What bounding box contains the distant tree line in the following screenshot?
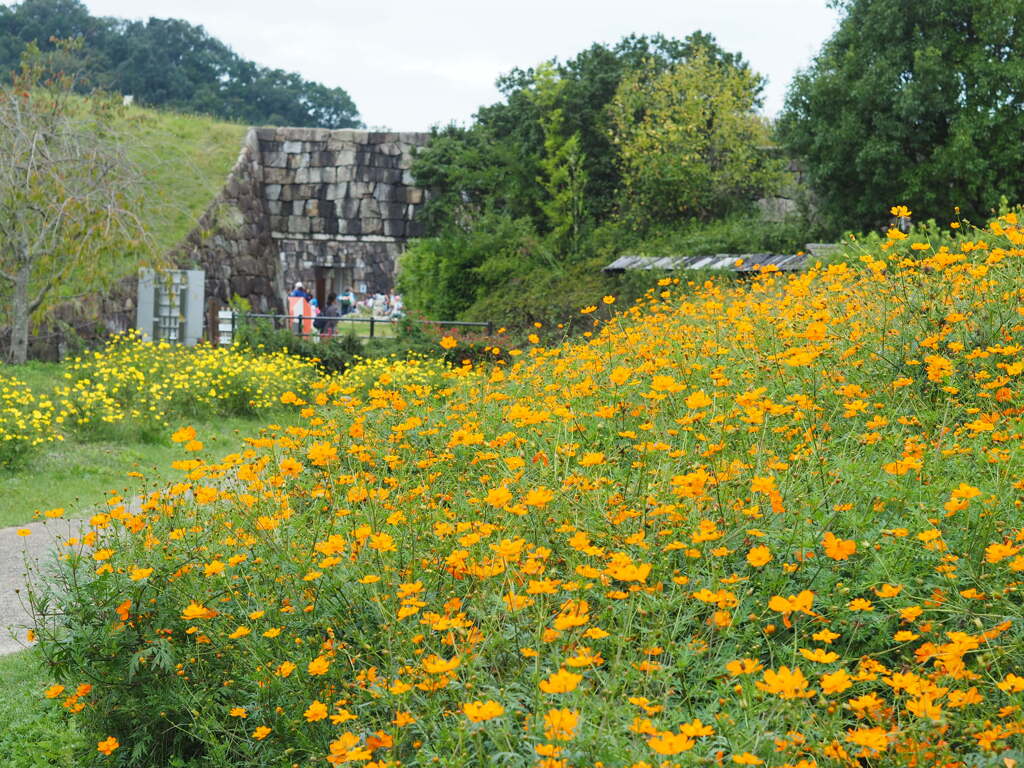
[0,0,362,128]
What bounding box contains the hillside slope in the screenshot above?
[116,105,248,256]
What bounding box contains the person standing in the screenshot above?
[339,288,354,315]
[317,292,341,336]
[289,282,313,301]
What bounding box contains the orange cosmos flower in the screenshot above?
[755,666,815,699]
[462,700,504,722]
[306,441,338,466]
[746,545,772,567]
[726,658,763,676]
[820,669,853,695]
[97,737,119,755]
[543,708,579,740]
[251,726,271,740]
[279,457,303,477]
[539,668,582,694]
[485,486,513,507]
[552,599,590,630]
[439,335,457,349]
[171,425,196,443]
[822,532,857,560]
[304,700,328,722]
[181,602,216,621]
[732,754,764,765]
[609,366,632,385]
[307,656,330,676]
[997,674,1024,693]
[768,590,815,616]
[422,654,461,674]
[392,711,416,727]
[648,731,696,754]
[985,542,1020,563]
[845,726,889,754]
[523,487,555,507]
[368,532,396,552]
[685,389,713,409]
[799,647,839,663]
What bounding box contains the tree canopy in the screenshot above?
[1,42,148,363]
[0,0,362,128]
[401,33,781,324]
[778,0,1024,231]
[609,49,781,225]
[412,32,762,236]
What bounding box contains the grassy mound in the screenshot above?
[117,105,248,255]
[27,215,1024,766]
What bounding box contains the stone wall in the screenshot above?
[254,127,430,299]
[176,126,431,312]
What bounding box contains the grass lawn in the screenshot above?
[0,649,83,767]
[0,412,298,529]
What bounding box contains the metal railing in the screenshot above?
[218,311,492,343]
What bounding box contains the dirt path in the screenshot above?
[0,518,87,655]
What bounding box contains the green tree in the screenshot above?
[778,0,1024,232]
[413,32,757,235]
[608,48,781,226]
[0,0,362,128]
[0,42,148,363]
[529,64,587,257]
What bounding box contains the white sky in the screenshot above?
[73,0,841,130]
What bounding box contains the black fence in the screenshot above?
[225,312,492,342]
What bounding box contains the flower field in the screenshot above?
[28,214,1024,767]
[0,334,323,467]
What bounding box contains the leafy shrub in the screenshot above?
[398,212,543,321]
[233,318,364,373]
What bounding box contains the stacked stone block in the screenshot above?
[254,127,430,295]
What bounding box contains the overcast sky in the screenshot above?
[76,0,841,130]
